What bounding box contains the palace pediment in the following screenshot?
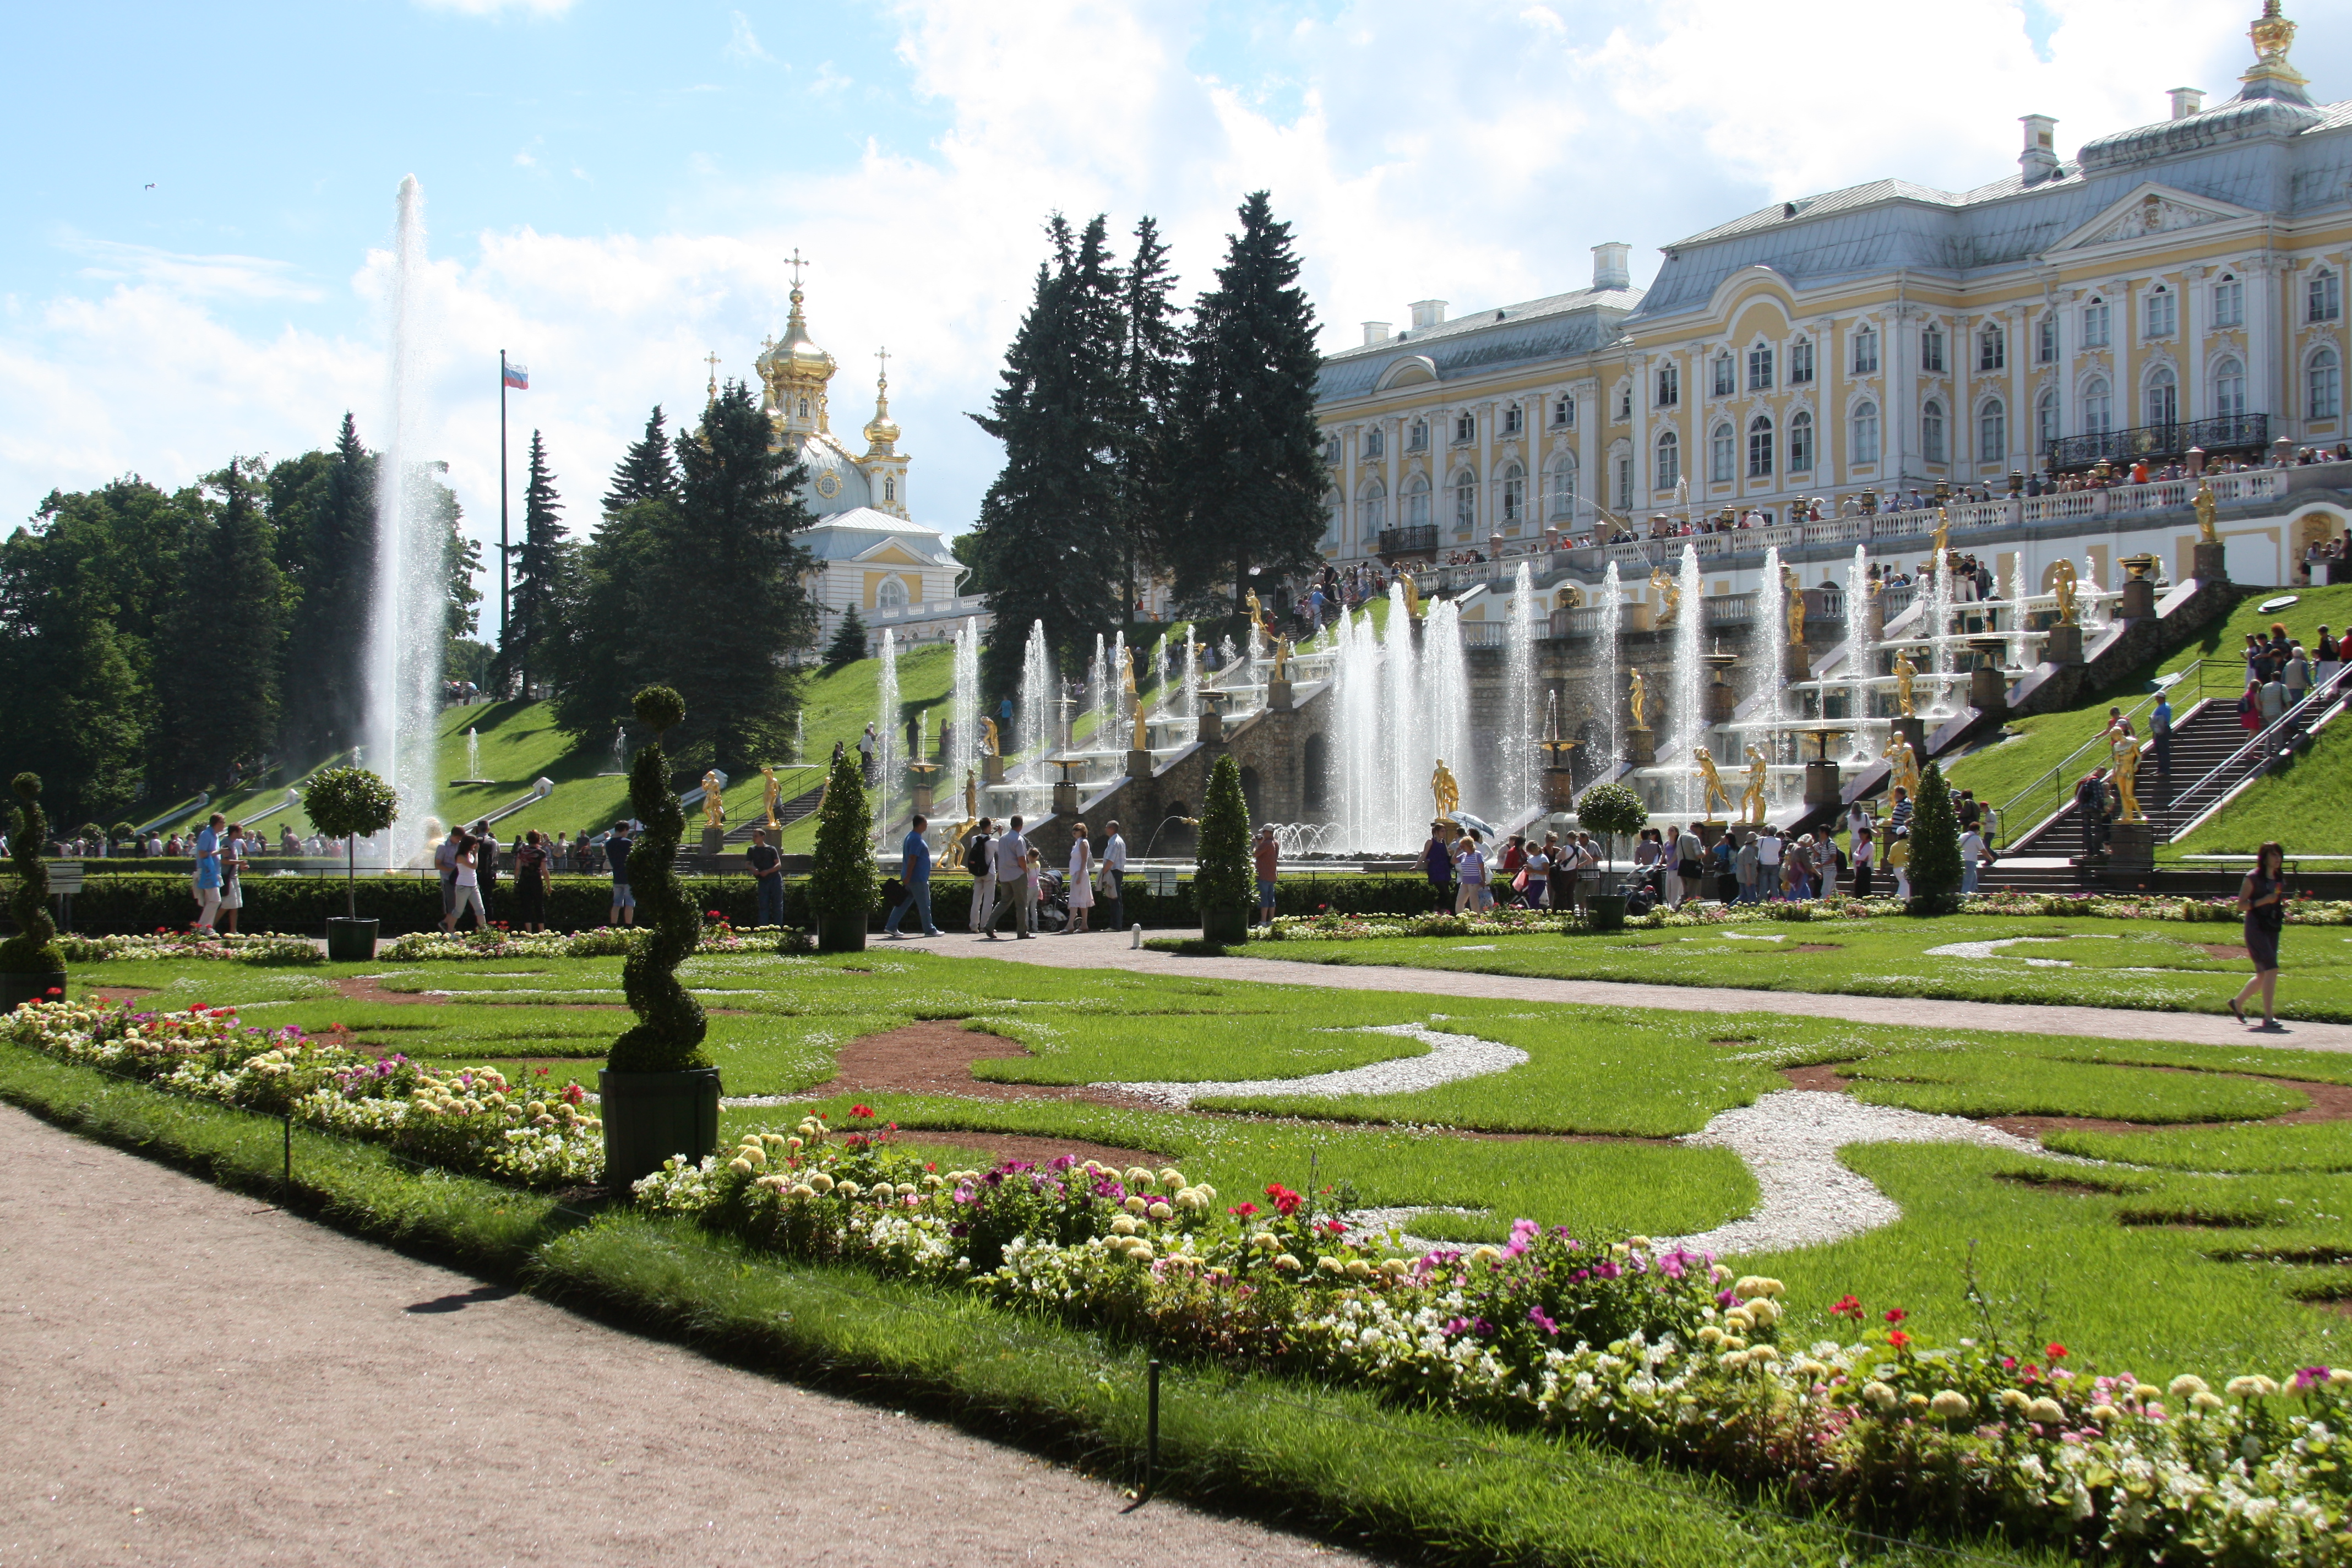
[2052,183,2261,252]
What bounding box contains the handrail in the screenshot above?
[1994,658,2209,845]
[2160,664,2352,840]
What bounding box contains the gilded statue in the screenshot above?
[1245,587,1263,630]
[1784,566,1806,646]
[1892,647,1918,718]
[1272,637,1292,681]
[1931,506,1950,562]
[1431,758,1460,818]
[1692,745,1731,822]
[1649,565,1681,625]
[964,767,978,823]
[761,764,780,830]
[1558,583,1584,610]
[1400,571,1420,620]
[2052,557,2080,627]
[1884,736,1920,802]
[1627,667,1650,730]
[981,716,1001,756]
[2193,480,2219,545]
[1131,700,1149,753]
[701,770,725,831]
[1739,745,1771,825]
[2114,733,2145,821]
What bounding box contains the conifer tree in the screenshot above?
[807,744,876,949]
[497,429,573,696]
[545,421,674,742]
[279,413,375,761]
[1115,215,1183,610]
[825,605,868,668]
[1906,762,1964,915]
[604,406,679,511]
[1161,192,1326,610]
[1194,753,1253,943]
[153,459,285,790]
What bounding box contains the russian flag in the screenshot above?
[503,361,530,390]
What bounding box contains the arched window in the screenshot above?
[2311,268,2342,324]
[1978,324,2006,371]
[1709,423,1736,483]
[1711,353,1735,398]
[1452,470,1478,531]
[2082,297,2111,348]
[1852,326,1879,375]
[2036,388,2060,453]
[1548,455,1578,517]
[1922,400,1947,465]
[1978,398,2006,465]
[2145,284,2176,339]
[883,476,896,503]
[2083,377,2113,435]
[1788,410,1814,473]
[2037,313,2059,363]
[1502,404,1523,435]
[1746,414,1773,477]
[2145,366,2178,427]
[1746,342,1774,390]
[876,576,908,610]
[1654,430,1680,492]
[1920,324,1946,374]
[1364,426,1385,459]
[798,397,810,418]
[2214,357,2247,419]
[1407,420,1428,452]
[2214,273,2244,328]
[1453,412,1476,444]
[1359,479,1387,540]
[2312,347,2343,420]
[1403,472,1431,528]
[1852,401,1881,466]
[1324,490,1342,543]
[1500,462,1526,527]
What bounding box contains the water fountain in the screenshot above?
[874,628,900,843]
[1596,562,1623,774]
[1663,545,1705,815]
[948,617,979,788]
[1322,591,1472,852]
[364,174,442,866]
[1500,562,1539,825]
[1017,620,1051,778]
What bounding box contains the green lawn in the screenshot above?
[2168,715,2352,860]
[1223,914,2352,1021]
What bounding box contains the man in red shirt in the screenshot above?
[1254,826,1280,928]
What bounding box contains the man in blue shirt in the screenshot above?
[191,813,224,932]
[2150,692,2175,780]
[883,814,940,938]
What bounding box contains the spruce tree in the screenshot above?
[969,214,1128,701]
[498,430,573,696]
[807,744,876,949]
[153,459,286,791]
[825,605,868,668]
[604,406,679,511]
[279,414,376,762]
[1115,215,1182,611]
[1906,762,1964,916]
[1194,753,1253,943]
[1161,192,1326,610]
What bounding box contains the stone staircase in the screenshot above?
[2001,697,2249,857]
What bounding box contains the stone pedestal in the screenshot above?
[1706,677,1738,726]
[700,827,724,868]
[2118,576,2157,620]
[2193,540,2229,585]
[982,755,1006,786]
[2106,820,2155,875]
[1969,661,2010,715]
[1052,780,1080,816]
[2043,623,2085,665]
[908,767,937,821]
[1126,748,1155,781]
[1625,728,1656,767]
[1542,767,1578,813]
[1785,641,1812,681]
[1803,759,1843,809]
[1197,710,1224,745]
[1267,678,1293,712]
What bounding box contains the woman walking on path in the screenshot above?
[1852,826,1876,898]
[444,832,489,932]
[1065,831,1095,934]
[2230,841,2289,1028]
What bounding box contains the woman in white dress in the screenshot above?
[1065,832,1095,933]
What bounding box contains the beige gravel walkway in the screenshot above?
[0,1105,1354,1567]
[945,928,2352,1053]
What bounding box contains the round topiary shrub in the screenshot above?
[1576,781,1648,892]
[302,766,400,918]
[633,684,685,736]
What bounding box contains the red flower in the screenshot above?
[1888,1330,1912,1349]
[707,910,722,919]
[1230,1201,1260,1218]
[850,1104,874,1119]
[1265,1183,1304,1217]
[2046,1342,2068,1361]
[1831,1294,1864,1320]
[45,987,62,997]
[1883,1308,1908,1324]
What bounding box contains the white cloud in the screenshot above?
[724,10,773,64]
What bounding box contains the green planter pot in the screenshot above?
[817,916,867,954]
[0,971,69,1011]
[599,1066,723,1192]
[1585,895,1628,933]
[324,917,378,962]
[1201,906,1251,946]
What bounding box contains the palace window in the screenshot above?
[1978,324,2005,371]
[1453,412,1476,444]
[1711,353,1735,398]
[1616,384,1632,420]
[1500,462,1526,526]
[1364,426,1385,459]
[884,477,896,503]
[876,575,908,610]
[2145,285,2177,339]
[2083,376,2113,434]
[1852,326,1879,375]
[1404,472,1431,527]
[1788,410,1815,473]
[1324,492,1342,544]
[1654,429,1681,491]
[2311,268,2343,323]
[1979,398,2006,465]
[2037,313,2059,363]
[1552,395,1575,427]
[798,397,810,418]
[1615,453,1632,511]
[1746,342,1774,390]
[1503,404,1523,435]
[1789,338,1815,384]
[1548,456,1578,516]
[1852,402,1881,465]
[1360,480,1386,538]
[1324,435,1342,464]
[1922,400,1947,464]
[1407,420,1428,451]
[2213,274,2244,329]
[2214,357,2247,418]
[2146,366,2178,426]
[2037,388,2060,452]
[2311,346,2343,420]
[1655,364,1680,407]
[1709,422,1736,483]
[1746,415,1774,477]
[2083,297,2111,348]
[1452,470,1478,530]
[1921,325,1946,374]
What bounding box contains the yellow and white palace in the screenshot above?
[1313,2,2351,594]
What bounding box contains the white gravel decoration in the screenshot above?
[1097,1023,1528,1109]
[1923,934,2121,967]
[1658,1091,2040,1256]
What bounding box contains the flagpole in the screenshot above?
[499,350,510,656]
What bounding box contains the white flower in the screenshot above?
[1123,1195,1149,1217]
[1861,1382,1898,1409]
[1147,1201,1174,1222]
[2169,1374,2209,1398]
[2026,1397,2066,1424]
[1930,1390,1972,1419]
[1273,1254,1302,1272]
[2225,1374,2278,1399]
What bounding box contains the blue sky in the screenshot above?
[5,0,2342,564]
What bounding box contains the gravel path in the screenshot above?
[955,929,2352,1053]
[1101,1022,1526,1108]
[0,1105,1356,1568]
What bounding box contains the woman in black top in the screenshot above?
[513,829,549,932]
[2230,841,2288,1027]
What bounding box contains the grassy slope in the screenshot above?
[1942,583,2352,828]
[2167,714,2352,859]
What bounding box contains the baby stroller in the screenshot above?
[1622,863,1665,917]
[1031,867,1072,934]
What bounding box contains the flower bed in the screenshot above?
[3,998,601,1186]
[57,930,325,965]
[380,918,813,962]
[638,1116,2352,1564]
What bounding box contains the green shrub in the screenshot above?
[1194,754,1251,933]
[806,747,876,943]
[1907,761,1963,916]
[1576,782,1648,891]
[1,774,64,976]
[609,687,708,1074]
[301,766,400,919]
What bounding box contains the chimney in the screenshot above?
[1362,320,1392,346]
[2168,86,2206,119]
[1409,299,1448,329]
[1592,242,1632,291]
[2018,113,2059,186]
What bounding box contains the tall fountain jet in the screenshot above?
[948,617,980,789]
[365,175,442,866]
[1500,562,1540,824]
[874,628,900,845]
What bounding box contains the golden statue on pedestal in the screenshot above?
[2114,732,2144,821]
[761,765,780,830]
[1931,507,1951,562]
[2052,558,2080,626]
[1883,736,1920,801]
[1431,758,1460,819]
[1558,583,1584,610]
[1693,745,1731,822]
[1784,566,1806,645]
[1272,637,1292,682]
[1245,587,1263,630]
[1739,746,1771,825]
[1649,566,1681,625]
[701,771,725,831]
[981,716,1001,755]
[1627,668,1650,731]
[1400,571,1420,620]
[2194,480,2219,544]
[1892,647,1918,718]
[964,767,978,823]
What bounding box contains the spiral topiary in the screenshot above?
[607,686,709,1072]
[1,774,64,977]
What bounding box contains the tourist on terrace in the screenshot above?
[1960,820,1994,897]
[1421,823,1455,907]
[1734,831,1760,905]
[2150,692,2176,779]
[2230,841,2289,1029]
[1523,837,1550,910]
[514,830,549,932]
[1886,785,1913,836]
[1755,825,1783,900]
[885,813,941,939]
[1099,819,1126,930]
[2285,643,2313,712]
[444,830,488,933]
[1852,825,1876,898]
[1062,827,1094,935]
[2073,770,2111,861]
[605,820,635,928]
[1454,831,1490,913]
[1672,823,1703,909]
[1887,829,1912,902]
[962,819,994,934]
[988,815,1031,939]
[217,824,246,933]
[1254,825,1279,928]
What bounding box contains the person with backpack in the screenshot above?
[963,818,994,933]
[989,815,1031,939]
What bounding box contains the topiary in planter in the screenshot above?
[609,685,709,1072]
[302,766,401,920]
[1576,781,1648,893]
[806,746,876,951]
[1194,754,1253,944]
[1,773,67,1008]
[1905,760,1963,916]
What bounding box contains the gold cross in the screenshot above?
[787,248,807,287]
[875,345,890,386]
